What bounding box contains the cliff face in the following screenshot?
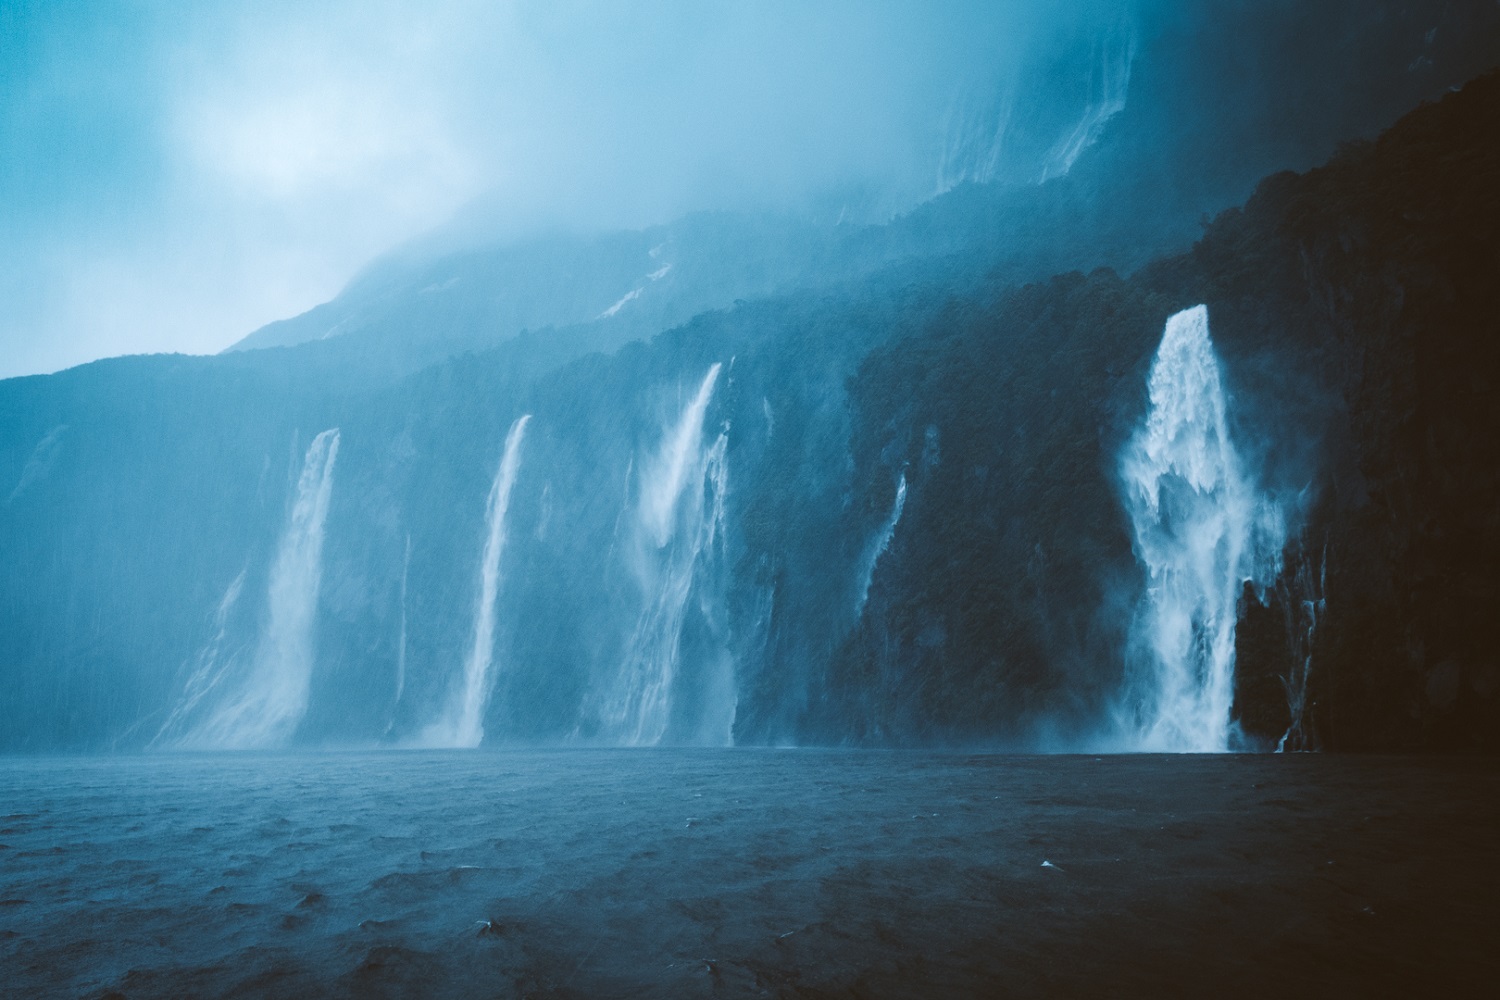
[1227,77,1500,750]
[1,63,1495,751]
[833,71,1500,750]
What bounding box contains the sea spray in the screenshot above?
[1119,307,1283,751]
[599,365,732,745]
[421,415,531,748]
[183,428,341,748]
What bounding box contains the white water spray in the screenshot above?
[184,428,341,749]
[1119,307,1282,752]
[600,365,733,745]
[855,472,907,617]
[421,415,531,749]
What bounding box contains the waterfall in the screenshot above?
[396,533,410,707]
[386,533,411,735]
[1277,544,1325,752]
[599,364,733,745]
[935,82,1016,194]
[151,567,247,747]
[1040,27,1136,181]
[855,472,907,617]
[420,414,531,749]
[1119,307,1282,752]
[183,428,341,749]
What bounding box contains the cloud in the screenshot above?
[0,0,1122,379]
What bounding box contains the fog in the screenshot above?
[0,0,1133,380]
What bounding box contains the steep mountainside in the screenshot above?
[220,0,1500,386]
[1,64,1496,752]
[830,71,1500,750]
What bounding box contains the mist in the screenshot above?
[1,0,1131,379]
[3,2,1500,994]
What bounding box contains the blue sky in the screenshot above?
[0,1,1110,379]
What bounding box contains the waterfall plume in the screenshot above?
[1277,543,1325,752]
[855,471,907,617]
[180,428,341,749]
[1118,307,1283,752]
[598,364,733,745]
[420,415,531,749]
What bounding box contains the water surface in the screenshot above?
[2,751,1495,997]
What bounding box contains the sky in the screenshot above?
[0,0,1122,380]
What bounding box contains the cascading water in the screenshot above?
[1040,26,1137,181]
[1277,544,1325,752]
[386,533,411,735]
[855,471,907,617]
[420,414,531,749]
[396,533,410,707]
[598,364,733,745]
[151,568,247,746]
[181,428,341,749]
[1119,306,1283,752]
[935,83,1016,194]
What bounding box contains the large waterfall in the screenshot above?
[420,415,531,749]
[597,364,733,745]
[180,428,341,749]
[1119,307,1282,752]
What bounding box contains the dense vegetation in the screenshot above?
[815,72,1500,750]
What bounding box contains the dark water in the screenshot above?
[1,751,1496,998]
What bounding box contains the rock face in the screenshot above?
[0,41,1497,751]
[1150,75,1500,750]
[829,71,1500,751]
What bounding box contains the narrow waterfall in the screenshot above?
[1277,544,1325,752]
[386,533,411,735]
[396,533,411,707]
[935,83,1016,194]
[420,414,531,749]
[184,428,341,749]
[1040,26,1137,181]
[855,472,907,617]
[1119,307,1282,752]
[151,567,247,747]
[600,364,732,745]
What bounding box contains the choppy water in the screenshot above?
[1,751,1496,998]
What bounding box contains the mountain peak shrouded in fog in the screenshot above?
[15,0,1495,380]
[209,0,1500,379]
[3,0,1500,749]
[1,0,1133,380]
[2,7,1499,993]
